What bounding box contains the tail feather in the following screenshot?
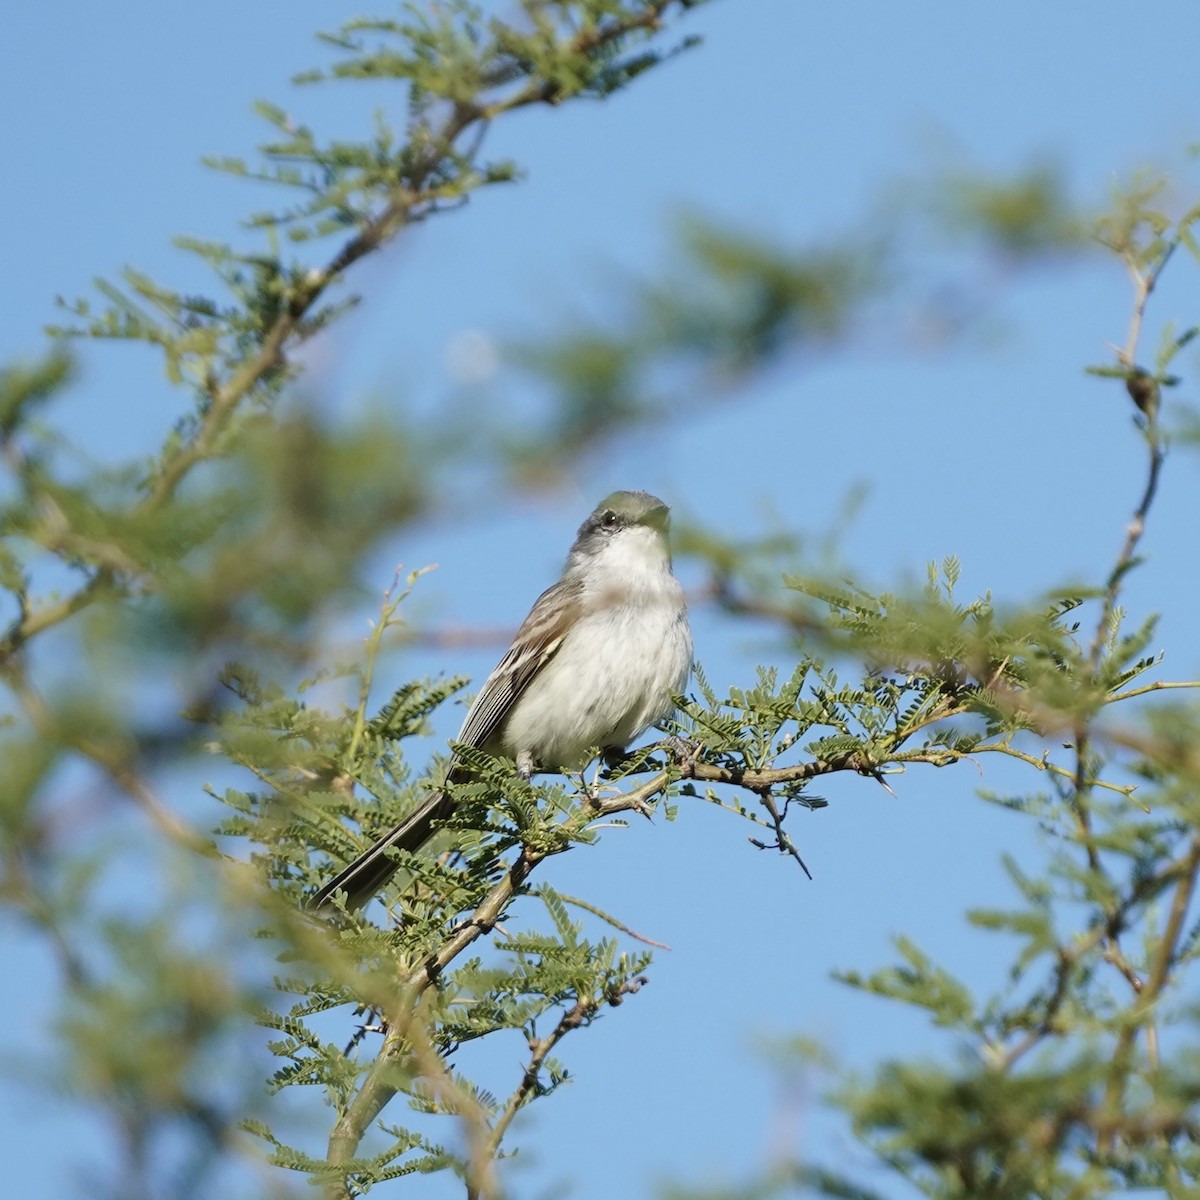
[308,790,456,912]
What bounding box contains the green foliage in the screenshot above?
[0,349,73,436]
[1,5,720,1197]
[508,214,876,482]
[200,524,1199,1197]
[934,161,1091,259]
[6,3,1200,1199]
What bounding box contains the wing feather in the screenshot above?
[453,576,581,753]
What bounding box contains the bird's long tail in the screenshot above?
[308,789,456,912]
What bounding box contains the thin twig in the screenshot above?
[980,742,1137,797]
[550,889,671,950]
[482,976,646,1169]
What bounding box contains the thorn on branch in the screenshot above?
[750,787,814,880]
[343,1009,388,1056]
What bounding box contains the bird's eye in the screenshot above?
[601,510,618,528]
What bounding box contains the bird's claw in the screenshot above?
[664,734,704,773]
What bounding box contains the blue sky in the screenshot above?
[4,2,1200,1197]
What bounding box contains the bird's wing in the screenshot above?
[310,578,585,911]
[454,574,582,752]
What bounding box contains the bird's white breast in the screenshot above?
[501,524,693,769]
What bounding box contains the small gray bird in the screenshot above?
[311,490,693,911]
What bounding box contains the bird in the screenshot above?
[310,489,693,911]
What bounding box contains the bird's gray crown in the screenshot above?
[566,490,671,561]
[585,490,669,532]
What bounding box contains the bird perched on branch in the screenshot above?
[311,489,693,911]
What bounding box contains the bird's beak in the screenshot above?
[642,502,670,534]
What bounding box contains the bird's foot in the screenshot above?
[598,746,639,776]
[664,734,704,774]
[516,749,535,781]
